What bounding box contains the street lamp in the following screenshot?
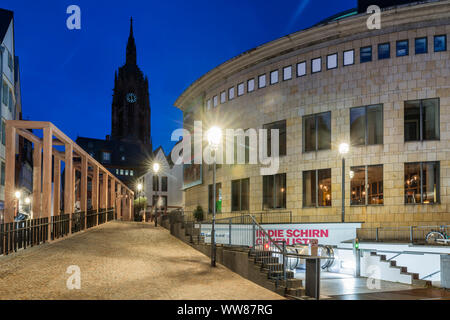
[207,126,222,268]
[137,183,143,222]
[339,143,349,223]
[14,190,21,217]
[152,162,160,227]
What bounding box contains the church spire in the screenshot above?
[126,17,137,65]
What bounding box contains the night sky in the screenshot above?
[2,0,355,153]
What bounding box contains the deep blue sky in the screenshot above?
[2,0,355,152]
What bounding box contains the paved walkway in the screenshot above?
[0,222,283,300]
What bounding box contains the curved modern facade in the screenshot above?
[175,0,450,228]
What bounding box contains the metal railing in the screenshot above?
[185,211,293,224]
[357,225,450,245]
[1,208,116,256]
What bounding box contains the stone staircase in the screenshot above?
[366,252,431,287]
[179,220,308,299]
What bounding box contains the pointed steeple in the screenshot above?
[126,17,137,65]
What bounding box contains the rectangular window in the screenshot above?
[311,57,321,73]
[404,98,439,142]
[303,169,331,207]
[258,74,266,88]
[327,53,337,70]
[206,99,211,111]
[270,70,279,84]
[213,95,218,108]
[130,170,134,176]
[303,112,331,152]
[0,162,5,186]
[153,195,167,208]
[228,87,235,100]
[360,46,372,63]
[220,91,226,104]
[8,89,13,111]
[2,81,8,106]
[415,37,428,54]
[350,104,383,146]
[8,52,12,71]
[247,79,255,92]
[297,61,306,77]
[378,43,390,60]
[125,170,129,176]
[231,178,249,211]
[1,119,5,145]
[237,82,245,96]
[396,40,409,57]
[263,173,286,209]
[434,35,447,52]
[208,183,222,213]
[343,49,354,66]
[153,176,159,191]
[283,66,292,80]
[263,120,286,156]
[120,169,124,175]
[351,165,383,206]
[405,162,439,204]
[161,176,168,192]
[102,152,111,162]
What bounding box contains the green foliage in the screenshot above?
[193,205,204,222]
[134,196,147,210]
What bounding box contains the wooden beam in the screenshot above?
[110,179,116,212]
[4,123,16,223]
[53,158,61,216]
[92,165,99,212]
[64,143,73,223]
[102,171,109,209]
[42,127,53,241]
[117,184,122,220]
[32,143,42,218]
[80,156,88,228]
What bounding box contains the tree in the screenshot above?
[193,205,204,222]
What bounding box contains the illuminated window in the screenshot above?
[405,162,439,204]
[270,70,279,84]
[404,98,439,142]
[220,91,226,104]
[263,173,286,209]
[396,40,409,57]
[247,79,255,92]
[228,87,235,100]
[102,152,111,162]
[237,82,244,96]
[351,165,383,206]
[303,169,331,207]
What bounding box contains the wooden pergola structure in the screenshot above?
[4,121,134,225]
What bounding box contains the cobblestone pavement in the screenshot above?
[0,222,283,300]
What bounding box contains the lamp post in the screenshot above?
[339,143,349,223]
[152,162,160,227]
[137,183,143,222]
[207,126,222,268]
[14,190,21,218]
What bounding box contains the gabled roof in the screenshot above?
[0,9,13,43]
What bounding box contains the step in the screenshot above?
[275,278,303,289]
[412,279,432,287]
[391,266,407,273]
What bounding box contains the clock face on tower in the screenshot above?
[126,93,137,103]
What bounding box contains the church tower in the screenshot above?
[111,18,152,151]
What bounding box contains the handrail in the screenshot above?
[247,214,283,253]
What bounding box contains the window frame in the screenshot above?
[297,61,307,77]
[220,91,226,104]
[231,178,250,212]
[213,95,218,108]
[350,165,384,206]
[378,42,391,60]
[247,78,255,93]
[237,82,245,96]
[350,104,384,146]
[258,74,266,89]
[434,35,447,52]
[161,176,168,192]
[283,65,292,81]
[302,168,332,208]
[262,173,286,210]
[396,39,409,57]
[228,86,235,100]
[415,37,428,55]
[404,161,440,205]
[343,49,355,66]
[302,111,332,153]
[311,57,322,73]
[270,70,279,85]
[404,98,440,142]
[263,119,287,157]
[360,46,372,63]
[326,53,338,70]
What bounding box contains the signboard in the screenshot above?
[200,223,362,247]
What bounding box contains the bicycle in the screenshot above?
[425,226,449,245]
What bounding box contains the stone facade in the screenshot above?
[175,1,450,228]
